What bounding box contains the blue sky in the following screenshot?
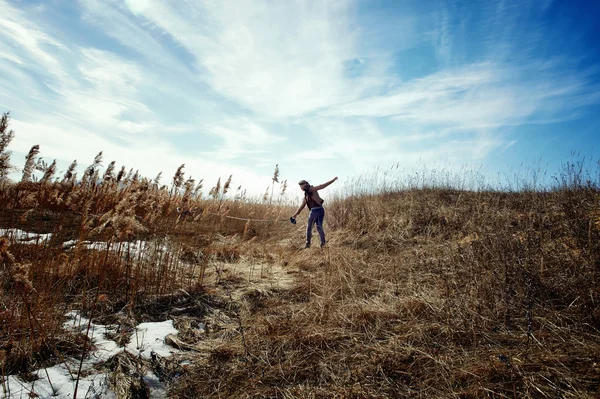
[1,0,599,195]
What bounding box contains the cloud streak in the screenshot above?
[0,0,598,192]
[84,0,409,118]
[321,61,599,130]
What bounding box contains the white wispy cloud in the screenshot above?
[320,61,599,130]
[0,2,68,82]
[201,118,286,160]
[90,0,393,118]
[0,0,598,192]
[293,118,402,168]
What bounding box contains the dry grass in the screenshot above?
[1,113,599,398]
[0,132,293,383]
[170,174,600,398]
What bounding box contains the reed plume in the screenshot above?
[21,145,40,182]
[121,168,134,185]
[223,174,233,195]
[183,177,195,199]
[280,179,288,199]
[116,165,126,183]
[153,171,162,186]
[172,164,185,195]
[235,187,247,201]
[209,177,221,200]
[83,151,103,186]
[62,160,77,183]
[103,161,116,182]
[270,164,280,204]
[40,159,57,183]
[0,112,15,180]
[193,179,204,197]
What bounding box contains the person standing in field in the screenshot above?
[291,177,338,248]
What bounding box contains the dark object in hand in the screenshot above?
[290,217,296,225]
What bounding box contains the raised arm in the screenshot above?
[292,197,307,218]
[313,176,338,191]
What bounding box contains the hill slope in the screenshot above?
[1,179,599,398]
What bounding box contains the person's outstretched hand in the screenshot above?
[334,176,338,181]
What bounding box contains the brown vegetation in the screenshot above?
[169,181,599,398]
[1,112,599,398]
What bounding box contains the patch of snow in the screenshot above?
[1,313,179,399]
[61,239,79,249]
[1,365,114,399]
[64,312,121,363]
[127,320,179,359]
[0,228,52,243]
[0,230,170,264]
[62,240,170,264]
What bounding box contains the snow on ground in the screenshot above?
[0,228,171,265]
[62,239,148,253]
[0,229,185,398]
[61,240,171,264]
[127,321,179,359]
[1,313,179,399]
[0,228,52,243]
[1,365,114,399]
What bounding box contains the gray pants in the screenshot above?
[306,207,325,247]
